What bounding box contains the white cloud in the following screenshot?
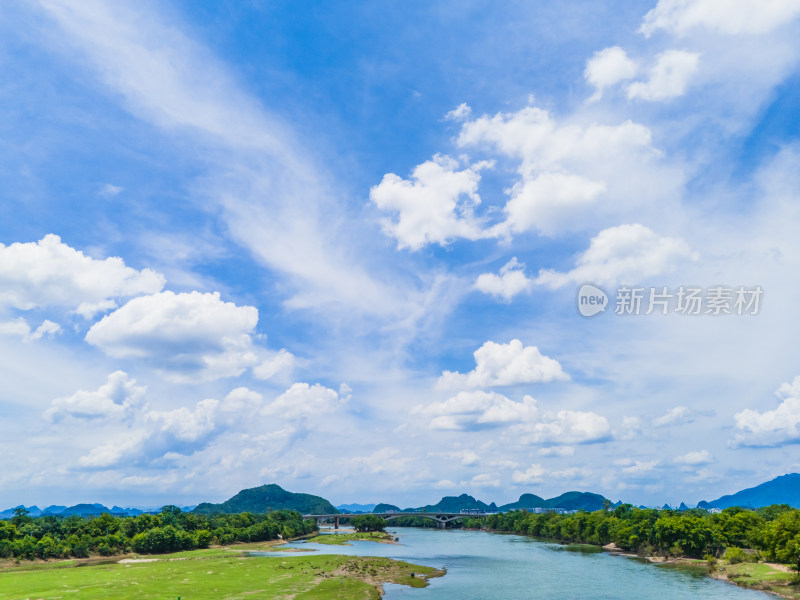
[627,50,700,101]
[652,405,694,427]
[262,382,345,420]
[674,449,714,465]
[220,387,263,414]
[77,386,264,468]
[456,105,682,235]
[445,102,472,121]
[503,172,607,236]
[433,449,481,466]
[0,235,164,317]
[640,0,800,36]
[538,446,576,457]
[38,0,425,323]
[467,473,501,487]
[45,371,146,423]
[621,460,659,475]
[415,391,540,430]
[252,348,296,381]
[370,154,492,250]
[85,291,260,381]
[475,258,533,301]
[30,320,62,340]
[99,183,123,198]
[458,106,656,179]
[437,339,568,389]
[619,416,643,440]
[535,224,696,289]
[0,318,32,339]
[731,376,800,447]
[516,410,612,445]
[512,464,546,485]
[78,432,147,468]
[416,390,610,446]
[585,46,638,100]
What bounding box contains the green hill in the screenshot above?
[193,484,337,515]
[498,493,546,511]
[374,503,401,512]
[544,491,607,511]
[420,494,496,512]
[702,473,800,509]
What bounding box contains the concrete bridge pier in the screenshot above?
[437,520,446,529]
[334,516,339,530]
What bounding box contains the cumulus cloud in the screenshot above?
[640,0,800,36]
[620,459,659,475]
[516,410,612,445]
[85,291,260,381]
[503,172,607,236]
[445,102,472,121]
[252,348,296,381]
[437,339,568,389]
[0,235,164,317]
[369,154,492,250]
[455,105,680,235]
[0,318,60,342]
[535,224,696,289]
[415,390,610,445]
[77,386,263,468]
[585,46,638,100]
[627,50,700,101]
[45,371,146,423]
[474,258,533,301]
[652,405,694,427]
[433,449,481,466]
[262,382,346,420]
[731,376,800,447]
[415,391,540,430]
[539,446,576,457]
[674,449,714,465]
[467,473,501,487]
[512,464,546,485]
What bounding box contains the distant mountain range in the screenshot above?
[4,474,799,520]
[697,473,800,509]
[193,484,337,515]
[368,491,611,514]
[336,503,377,513]
[0,503,197,519]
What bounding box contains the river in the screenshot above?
[256,527,770,599]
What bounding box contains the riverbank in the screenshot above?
[306,531,399,545]
[0,542,444,599]
[474,527,797,598]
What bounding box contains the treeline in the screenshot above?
[0,506,316,561]
[464,504,800,565]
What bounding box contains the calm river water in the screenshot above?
[259,527,770,599]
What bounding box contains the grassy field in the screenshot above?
[306,532,397,545]
[712,562,799,599]
[0,546,443,600]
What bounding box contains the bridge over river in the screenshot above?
[303,511,494,529]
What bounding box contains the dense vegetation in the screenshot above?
[193,483,337,515]
[350,515,387,532]
[0,505,316,560]
[465,504,800,567]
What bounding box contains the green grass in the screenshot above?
[0,552,443,599]
[715,561,800,599]
[306,532,396,545]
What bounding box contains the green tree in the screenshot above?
[352,515,387,532]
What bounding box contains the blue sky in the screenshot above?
[1,0,800,510]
